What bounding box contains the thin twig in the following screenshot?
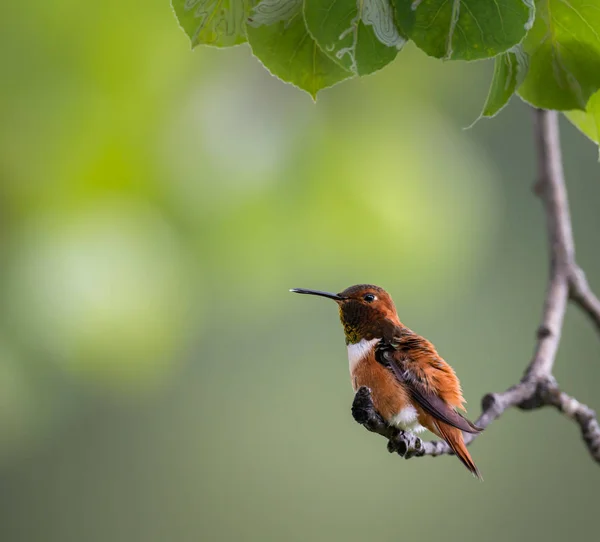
[570,266,600,335]
[352,109,600,464]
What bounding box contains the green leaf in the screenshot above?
[393,0,534,61]
[171,0,248,47]
[518,0,600,110]
[565,90,600,144]
[246,0,352,98]
[481,46,529,118]
[304,0,405,75]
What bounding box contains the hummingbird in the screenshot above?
[291,284,482,479]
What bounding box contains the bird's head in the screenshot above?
[290,284,400,344]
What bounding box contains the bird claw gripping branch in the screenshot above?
[351,386,423,458]
[387,430,423,458]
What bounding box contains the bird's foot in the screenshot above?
[387,430,423,458]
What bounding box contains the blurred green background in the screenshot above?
[1,1,599,541]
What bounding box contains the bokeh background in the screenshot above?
[1,1,599,541]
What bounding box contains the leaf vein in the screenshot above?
[461,0,485,44]
[557,0,600,43]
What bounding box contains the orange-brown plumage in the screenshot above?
[291,283,482,479]
[350,346,410,420]
[351,345,481,479]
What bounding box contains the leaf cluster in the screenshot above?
[172,0,600,142]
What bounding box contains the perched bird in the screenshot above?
[291,284,482,479]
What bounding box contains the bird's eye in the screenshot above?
[363,293,376,302]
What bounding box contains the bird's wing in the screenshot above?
[376,335,482,434]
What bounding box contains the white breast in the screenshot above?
[347,338,380,372]
[389,406,427,433]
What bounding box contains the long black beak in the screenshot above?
[290,288,344,301]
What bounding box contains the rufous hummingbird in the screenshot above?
[291,284,482,479]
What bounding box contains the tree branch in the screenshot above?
[570,266,600,335]
[352,109,600,465]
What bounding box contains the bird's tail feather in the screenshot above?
[434,421,482,480]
